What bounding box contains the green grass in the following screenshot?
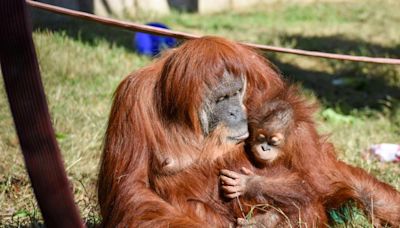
[1,0,399,226]
[0,31,149,226]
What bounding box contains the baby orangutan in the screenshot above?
[247,100,292,165]
[220,99,327,227]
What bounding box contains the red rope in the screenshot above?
[27,0,400,65]
[0,0,84,227]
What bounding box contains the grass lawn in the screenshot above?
[1,0,399,226]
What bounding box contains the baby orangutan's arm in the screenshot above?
[220,167,311,206]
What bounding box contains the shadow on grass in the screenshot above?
[31,8,136,51]
[279,34,400,58]
[270,57,400,113]
[265,34,400,114]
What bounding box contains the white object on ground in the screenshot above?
[368,143,400,162]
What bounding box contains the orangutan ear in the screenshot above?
[199,108,209,135]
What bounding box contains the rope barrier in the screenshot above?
[27,0,400,65]
[0,0,84,227]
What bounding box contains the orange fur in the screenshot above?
[97,36,284,227]
[97,36,400,227]
[153,88,328,227]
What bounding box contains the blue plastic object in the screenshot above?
[134,22,177,56]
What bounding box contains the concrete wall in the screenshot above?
[33,0,277,18]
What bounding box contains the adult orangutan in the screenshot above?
[97,36,285,227]
[98,36,400,227]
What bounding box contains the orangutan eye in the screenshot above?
[269,136,281,146]
[216,95,229,103]
[233,89,242,97]
[257,134,266,142]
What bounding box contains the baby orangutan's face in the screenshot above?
[251,130,284,163]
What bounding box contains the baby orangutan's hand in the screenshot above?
[220,167,255,198]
